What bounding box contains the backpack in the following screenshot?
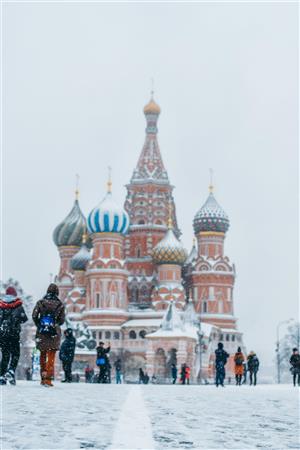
[235,357,243,366]
[38,303,60,336]
[0,310,13,338]
[97,357,106,366]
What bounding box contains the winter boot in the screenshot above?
[0,376,7,385]
[6,370,16,385]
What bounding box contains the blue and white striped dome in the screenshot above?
[87,191,129,235]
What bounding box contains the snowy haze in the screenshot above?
[2,3,298,368]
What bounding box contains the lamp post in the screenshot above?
[197,319,204,385]
[276,318,293,384]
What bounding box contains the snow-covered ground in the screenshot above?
[1,382,299,450]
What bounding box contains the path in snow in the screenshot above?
[1,382,299,449]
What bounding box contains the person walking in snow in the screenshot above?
[139,368,145,384]
[59,328,76,382]
[180,363,187,385]
[242,361,248,384]
[171,363,177,384]
[32,283,65,387]
[114,359,122,384]
[234,347,245,386]
[0,286,28,385]
[289,348,300,387]
[215,342,229,387]
[185,366,191,385]
[96,341,110,383]
[247,351,259,386]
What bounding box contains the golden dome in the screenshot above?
[152,229,187,265]
[143,97,161,115]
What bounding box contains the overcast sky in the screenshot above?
[2,2,298,368]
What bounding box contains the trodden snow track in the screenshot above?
[1,382,299,449]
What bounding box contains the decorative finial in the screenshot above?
[167,200,173,229]
[209,168,214,193]
[151,77,154,99]
[75,174,80,200]
[82,225,87,244]
[107,166,112,193]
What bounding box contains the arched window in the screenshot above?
[114,331,120,340]
[105,331,111,339]
[202,301,207,313]
[96,293,100,309]
[140,285,148,301]
[129,330,137,339]
[137,248,141,258]
[139,330,146,339]
[138,219,145,225]
[226,334,230,342]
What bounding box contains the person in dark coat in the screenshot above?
[215,342,229,387]
[242,361,248,384]
[247,351,259,386]
[32,283,65,387]
[0,286,28,385]
[59,328,76,382]
[114,359,122,384]
[289,348,300,387]
[139,368,145,384]
[171,363,177,384]
[180,363,187,385]
[96,341,110,383]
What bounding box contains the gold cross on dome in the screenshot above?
[209,168,214,193]
[107,166,112,193]
[75,174,80,199]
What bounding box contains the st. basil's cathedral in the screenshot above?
[52,95,245,381]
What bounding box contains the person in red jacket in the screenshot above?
[185,366,191,385]
[0,286,28,385]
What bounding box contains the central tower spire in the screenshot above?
[130,94,169,184]
[124,95,180,306]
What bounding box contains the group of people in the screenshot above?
[0,283,299,388]
[215,343,260,387]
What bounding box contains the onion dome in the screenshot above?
[152,213,187,265]
[193,190,230,234]
[53,196,86,247]
[70,234,91,271]
[143,95,161,115]
[87,177,129,235]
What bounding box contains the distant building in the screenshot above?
[52,95,245,382]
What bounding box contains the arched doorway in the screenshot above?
[166,348,177,375]
[154,348,167,381]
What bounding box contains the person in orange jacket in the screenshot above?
[185,366,191,385]
[234,346,245,385]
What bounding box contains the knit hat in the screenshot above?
[6,286,17,297]
[218,342,224,349]
[47,283,59,296]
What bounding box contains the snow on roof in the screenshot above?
[220,328,240,333]
[82,309,128,316]
[147,325,198,340]
[147,303,198,340]
[122,319,162,328]
[88,325,121,330]
[200,313,236,320]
